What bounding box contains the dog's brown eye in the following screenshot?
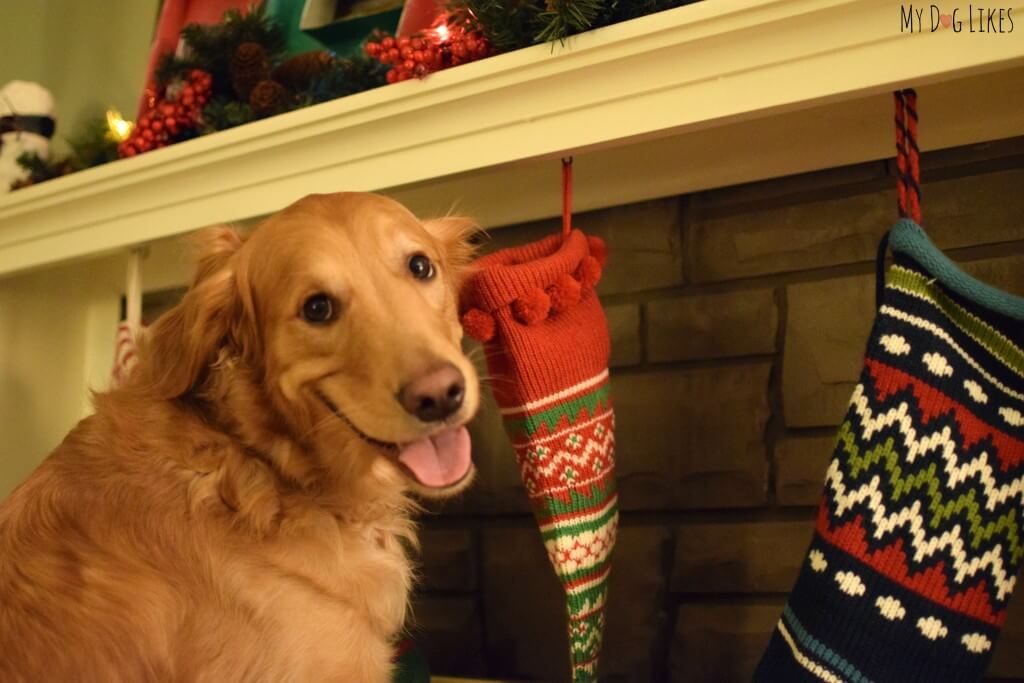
[408,253,435,281]
[302,294,334,324]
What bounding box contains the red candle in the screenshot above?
[396,0,444,36]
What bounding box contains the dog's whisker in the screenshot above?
[478,376,515,388]
[302,412,338,439]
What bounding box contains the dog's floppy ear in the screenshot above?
[190,225,245,285]
[137,226,250,399]
[422,216,480,288]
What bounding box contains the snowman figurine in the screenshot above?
[0,81,56,193]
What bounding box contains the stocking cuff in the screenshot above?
[890,219,1024,322]
[460,230,606,320]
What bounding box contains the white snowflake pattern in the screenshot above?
[529,446,550,461]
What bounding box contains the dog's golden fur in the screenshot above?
[0,193,480,682]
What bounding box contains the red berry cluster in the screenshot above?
[118,69,213,158]
[364,22,492,83]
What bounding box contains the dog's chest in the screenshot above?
[234,514,412,642]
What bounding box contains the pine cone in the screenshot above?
[249,80,292,118]
[230,42,272,100]
[271,51,337,92]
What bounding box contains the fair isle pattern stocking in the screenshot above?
[503,370,617,677]
[461,229,618,682]
[755,220,1024,682]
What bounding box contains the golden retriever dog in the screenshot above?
[0,193,480,682]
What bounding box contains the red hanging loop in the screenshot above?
[894,89,921,224]
[561,156,573,240]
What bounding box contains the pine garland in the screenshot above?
[199,98,256,133]
[156,5,286,98]
[11,113,120,189]
[12,0,698,189]
[446,0,538,52]
[447,0,698,48]
[12,152,74,189]
[305,56,389,104]
[535,0,603,43]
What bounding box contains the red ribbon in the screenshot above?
[562,156,573,240]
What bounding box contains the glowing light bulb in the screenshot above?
[433,22,450,43]
[106,109,134,142]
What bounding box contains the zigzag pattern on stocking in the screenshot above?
[819,368,1024,623]
[838,378,1024,552]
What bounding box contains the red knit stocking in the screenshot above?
[461,229,618,683]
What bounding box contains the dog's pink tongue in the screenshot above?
[397,426,472,488]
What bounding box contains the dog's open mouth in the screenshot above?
[315,390,472,489]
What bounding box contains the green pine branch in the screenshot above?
[535,0,604,43]
[447,0,540,52]
[155,3,285,96]
[306,55,388,104]
[446,0,699,50]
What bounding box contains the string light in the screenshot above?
[105,109,134,142]
[432,21,451,43]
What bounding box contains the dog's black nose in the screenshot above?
[399,363,466,422]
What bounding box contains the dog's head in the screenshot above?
[137,193,480,498]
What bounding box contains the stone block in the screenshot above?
[409,596,485,677]
[487,199,684,296]
[962,253,1024,299]
[689,167,1024,283]
[418,529,477,592]
[612,363,771,510]
[583,199,684,296]
[607,304,642,368]
[670,602,782,683]
[481,525,571,681]
[920,169,1024,253]
[697,162,888,213]
[783,274,874,427]
[774,435,835,506]
[672,520,813,594]
[690,191,892,282]
[988,585,1024,679]
[647,288,778,362]
[599,526,674,682]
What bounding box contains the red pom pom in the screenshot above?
[512,288,551,325]
[587,236,609,267]
[461,308,495,342]
[547,273,582,313]
[576,255,602,289]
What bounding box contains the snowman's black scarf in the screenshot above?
[0,115,56,140]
